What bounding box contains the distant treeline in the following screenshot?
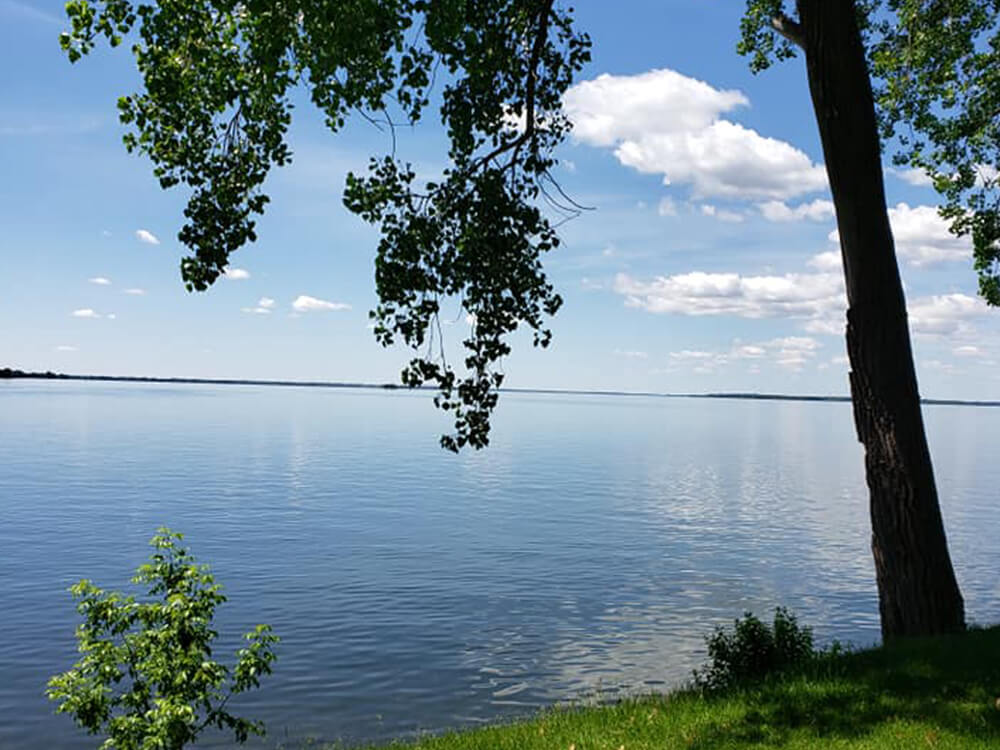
[3,367,997,407]
[1,368,69,379]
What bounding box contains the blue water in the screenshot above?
[1,381,998,748]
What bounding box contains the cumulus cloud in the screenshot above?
[135,229,160,245]
[668,336,822,373]
[292,294,351,312]
[613,269,845,324]
[890,164,997,189]
[759,199,835,222]
[224,268,251,280]
[124,288,145,295]
[242,296,276,315]
[614,349,649,359]
[657,196,678,217]
[700,204,744,222]
[953,345,984,357]
[828,203,970,266]
[907,293,989,336]
[71,308,100,318]
[889,167,934,187]
[88,276,112,285]
[807,250,842,272]
[563,68,828,201]
[55,345,78,352]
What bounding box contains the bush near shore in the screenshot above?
[345,625,1000,750]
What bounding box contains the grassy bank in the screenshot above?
[358,625,1000,749]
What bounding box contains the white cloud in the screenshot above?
[828,203,970,266]
[669,349,716,361]
[700,204,744,223]
[135,229,160,245]
[889,167,934,187]
[564,68,828,201]
[765,336,821,370]
[975,163,999,186]
[733,344,766,359]
[759,199,835,222]
[124,288,146,295]
[802,317,844,336]
[88,276,112,286]
[71,308,100,318]
[54,345,78,352]
[615,349,649,360]
[242,296,276,314]
[292,294,351,312]
[668,336,822,373]
[890,163,997,189]
[907,293,989,336]
[613,269,845,323]
[580,277,603,290]
[808,250,842,272]
[107,313,116,320]
[224,268,251,280]
[953,345,984,357]
[657,196,678,217]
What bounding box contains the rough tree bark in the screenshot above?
[795,0,964,638]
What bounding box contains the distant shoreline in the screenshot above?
[3,367,998,408]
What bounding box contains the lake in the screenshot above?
[1,381,998,748]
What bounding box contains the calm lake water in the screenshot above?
[1,381,998,748]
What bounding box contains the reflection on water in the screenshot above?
[0,382,997,748]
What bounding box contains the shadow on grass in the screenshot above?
[690,626,1000,748]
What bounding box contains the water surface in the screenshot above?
[1,381,997,747]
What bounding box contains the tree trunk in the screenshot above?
[796,0,965,638]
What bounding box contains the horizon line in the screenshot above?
[3,367,999,408]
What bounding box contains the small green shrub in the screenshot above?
[693,607,815,691]
[47,528,279,749]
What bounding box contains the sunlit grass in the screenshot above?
[329,625,1000,749]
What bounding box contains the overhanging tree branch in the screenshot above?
[771,12,805,47]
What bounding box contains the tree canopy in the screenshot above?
[61,0,590,451]
[741,0,999,301]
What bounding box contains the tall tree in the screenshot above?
[61,0,997,637]
[741,0,996,639]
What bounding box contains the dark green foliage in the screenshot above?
[740,0,999,305]
[60,1,590,451]
[693,608,816,692]
[47,528,278,749]
[869,0,1000,304]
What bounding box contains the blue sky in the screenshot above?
[2,0,998,399]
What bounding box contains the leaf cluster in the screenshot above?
[739,1,999,304]
[870,0,1000,304]
[60,1,590,451]
[47,528,278,749]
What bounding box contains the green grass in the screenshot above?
[350,626,1000,750]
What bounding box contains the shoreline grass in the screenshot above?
[327,625,1000,750]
